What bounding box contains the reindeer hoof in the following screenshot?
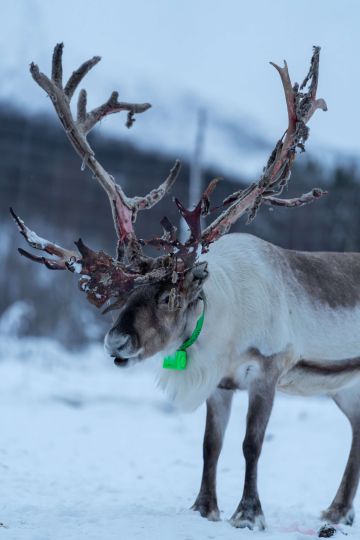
[230,510,266,530]
[191,498,220,521]
[318,524,337,538]
[230,498,266,530]
[321,505,354,526]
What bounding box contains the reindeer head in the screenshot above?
[11,44,327,366]
[104,262,209,366]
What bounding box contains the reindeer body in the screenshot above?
[159,233,360,409]
[18,45,354,531]
[159,233,360,529]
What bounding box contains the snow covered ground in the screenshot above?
[0,336,359,540]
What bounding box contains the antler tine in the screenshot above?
[175,198,202,244]
[200,46,327,249]
[65,55,101,100]
[140,177,221,268]
[269,60,296,136]
[267,60,298,186]
[10,208,76,260]
[30,43,180,261]
[173,177,220,245]
[134,160,181,212]
[139,216,179,253]
[77,89,87,123]
[299,46,328,123]
[17,248,68,270]
[81,90,151,134]
[52,43,64,86]
[10,208,79,271]
[10,208,165,308]
[263,187,327,208]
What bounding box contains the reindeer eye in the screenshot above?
[159,293,170,305]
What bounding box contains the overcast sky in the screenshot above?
[1,0,359,173]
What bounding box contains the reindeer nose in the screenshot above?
[104,330,130,356]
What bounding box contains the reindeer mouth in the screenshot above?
[112,350,142,367]
[113,357,129,367]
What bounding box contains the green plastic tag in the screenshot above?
[163,350,187,370]
[162,309,204,371]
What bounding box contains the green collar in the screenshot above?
[163,308,205,370]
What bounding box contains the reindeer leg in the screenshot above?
[230,362,279,530]
[191,387,234,521]
[322,387,360,525]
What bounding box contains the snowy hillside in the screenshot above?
[0,337,358,540]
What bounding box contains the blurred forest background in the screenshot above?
[1,102,360,346]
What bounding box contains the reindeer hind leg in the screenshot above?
[322,385,360,525]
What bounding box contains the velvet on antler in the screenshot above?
[12,45,327,311]
[198,46,327,248]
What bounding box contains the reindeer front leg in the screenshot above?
[230,364,279,530]
[192,387,234,521]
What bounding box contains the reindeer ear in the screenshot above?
[183,262,208,300]
[191,261,208,282]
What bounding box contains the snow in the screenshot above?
[0,302,34,337]
[0,336,359,539]
[14,215,51,251]
[70,261,83,275]
[26,230,48,250]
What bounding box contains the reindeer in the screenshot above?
[12,44,360,531]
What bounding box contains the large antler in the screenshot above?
[11,44,183,308]
[12,45,327,312]
[198,46,327,248]
[29,43,180,262]
[141,46,327,260]
[10,206,178,309]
